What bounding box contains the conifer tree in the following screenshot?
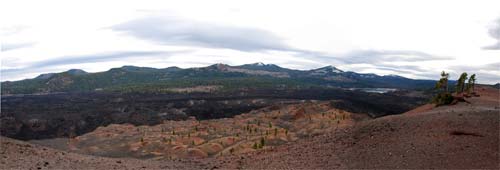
[468,74,476,93]
[436,71,449,92]
[456,72,468,94]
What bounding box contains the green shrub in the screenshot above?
[432,92,453,106]
[253,142,259,149]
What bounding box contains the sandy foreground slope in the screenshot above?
[0,137,203,169]
[207,86,499,169]
[1,86,498,169]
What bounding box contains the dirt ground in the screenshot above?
[0,137,204,170]
[1,86,498,169]
[207,86,499,169]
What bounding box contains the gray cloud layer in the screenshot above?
[483,18,500,50]
[448,62,499,84]
[2,14,497,83]
[296,49,490,83]
[337,50,452,64]
[109,15,456,77]
[298,49,452,74]
[1,42,36,52]
[1,50,182,80]
[111,15,297,52]
[0,25,29,36]
[30,51,177,68]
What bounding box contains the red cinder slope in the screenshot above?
[209,86,499,169]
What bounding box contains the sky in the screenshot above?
[1,0,499,84]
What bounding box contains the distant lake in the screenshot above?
[347,88,398,93]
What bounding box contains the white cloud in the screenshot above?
[110,15,297,52]
[483,18,500,50]
[1,0,499,84]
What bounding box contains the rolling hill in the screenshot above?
[1,63,437,94]
[207,86,499,169]
[4,86,497,169]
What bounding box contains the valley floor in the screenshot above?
[1,86,498,169]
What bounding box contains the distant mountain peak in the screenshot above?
[312,65,343,74]
[243,62,280,67]
[35,73,56,79]
[1,63,438,95]
[33,69,87,80]
[384,74,405,78]
[235,63,286,73]
[164,66,181,69]
[120,65,150,69]
[121,65,139,69]
[212,63,229,66]
[116,65,158,72]
[65,69,88,75]
[205,63,230,71]
[251,62,266,66]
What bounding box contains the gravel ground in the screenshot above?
[207,86,499,169]
[0,137,203,170]
[2,86,498,169]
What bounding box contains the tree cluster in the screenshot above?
[432,71,477,106]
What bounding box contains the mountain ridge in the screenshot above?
[1,63,437,94]
[7,63,416,82]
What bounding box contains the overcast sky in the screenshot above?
[1,0,499,84]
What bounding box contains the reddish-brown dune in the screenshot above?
[2,86,498,169]
[208,86,499,169]
[0,137,202,169]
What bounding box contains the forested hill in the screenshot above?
[1,63,436,94]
